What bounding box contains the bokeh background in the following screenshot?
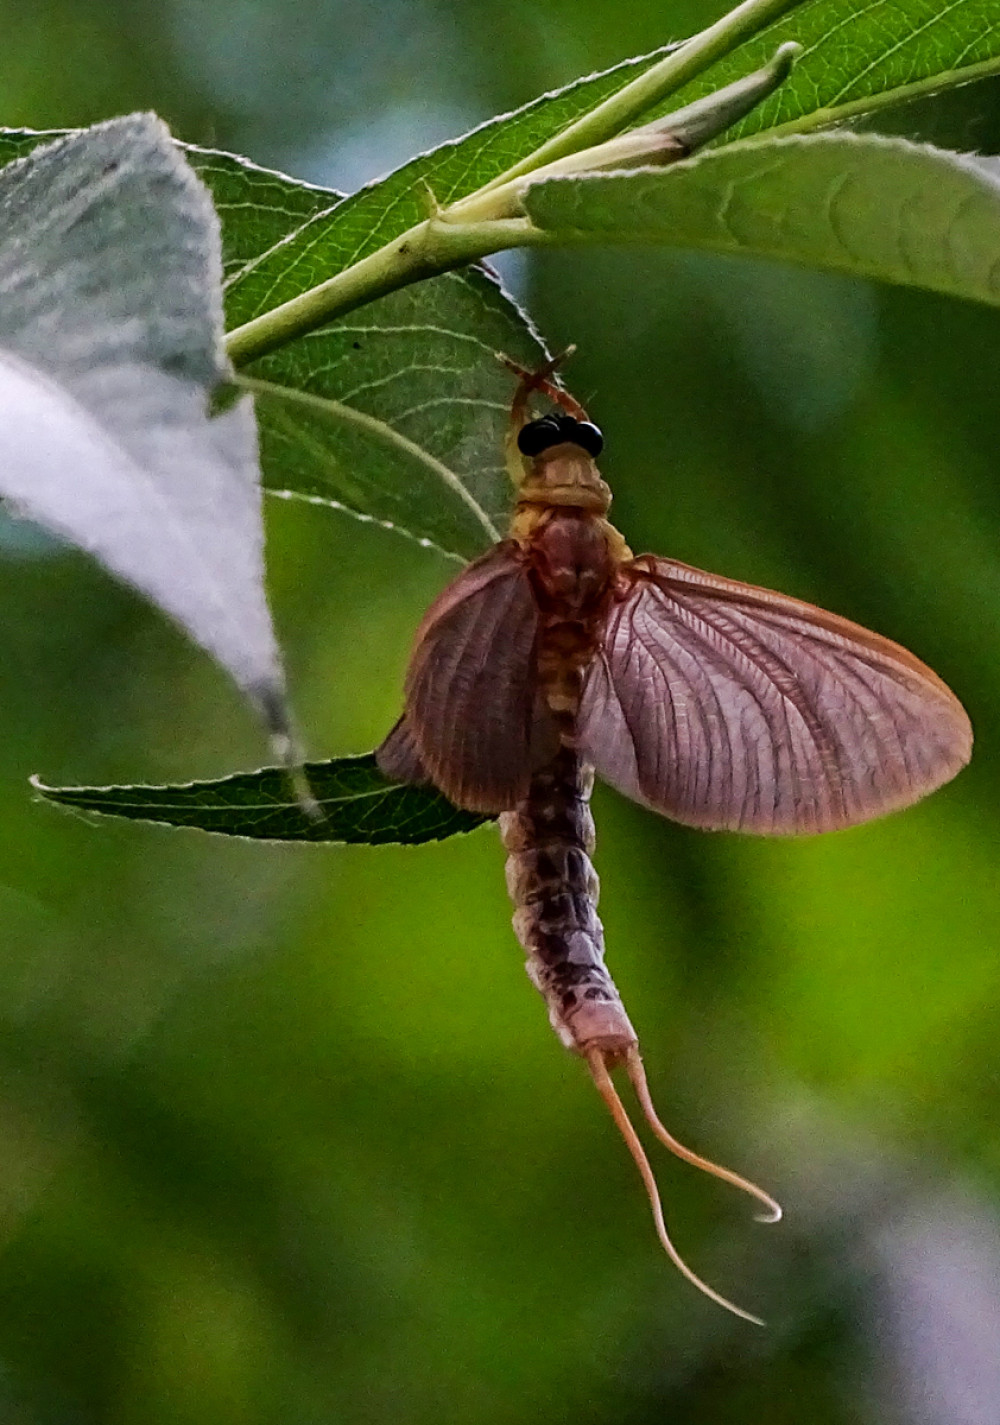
[3,2,1000,1422]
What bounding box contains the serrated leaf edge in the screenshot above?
[524,128,1000,231]
[221,42,677,309]
[243,374,501,551]
[29,770,490,847]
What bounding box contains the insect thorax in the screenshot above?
[515,442,613,513]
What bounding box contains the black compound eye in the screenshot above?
[572,421,604,457]
[517,414,604,458]
[517,415,563,456]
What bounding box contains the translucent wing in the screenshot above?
[578,556,971,834]
[376,542,546,814]
[376,715,431,785]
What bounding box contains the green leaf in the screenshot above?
[185,4,1000,559]
[526,133,1000,309]
[0,115,293,740]
[247,268,546,561]
[662,0,1000,141]
[222,47,675,325]
[0,105,563,563]
[184,142,344,282]
[0,129,344,282]
[0,128,65,167]
[32,757,488,845]
[0,129,543,559]
[214,55,690,560]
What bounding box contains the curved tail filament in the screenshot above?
[626,1049,782,1225]
[586,1048,781,1327]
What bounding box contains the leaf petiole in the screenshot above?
[226,217,544,367]
[448,41,802,226]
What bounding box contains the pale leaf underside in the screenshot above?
[0,115,290,730]
[526,133,1000,311]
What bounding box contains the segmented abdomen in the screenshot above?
[499,745,637,1062]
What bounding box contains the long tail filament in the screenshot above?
[586,1047,781,1327]
[626,1049,782,1226]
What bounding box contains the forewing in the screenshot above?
[375,715,430,785]
[579,557,971,834]
[378,542,542,813]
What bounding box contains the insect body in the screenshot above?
[377,359,972,1322]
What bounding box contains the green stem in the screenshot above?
[226,217,544,367]
[471,0,807,195]
[447,131,689,227]
[226,0,809,367]
[450,40,801,227]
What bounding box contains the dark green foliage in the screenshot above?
[33,756,487,843]
[662,0,1000,136]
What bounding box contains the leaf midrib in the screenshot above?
[242,374,501,546]
[31,772,404,812]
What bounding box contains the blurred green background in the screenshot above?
[3,3,1000,1422]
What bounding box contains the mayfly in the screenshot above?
[376,354,972,1324]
